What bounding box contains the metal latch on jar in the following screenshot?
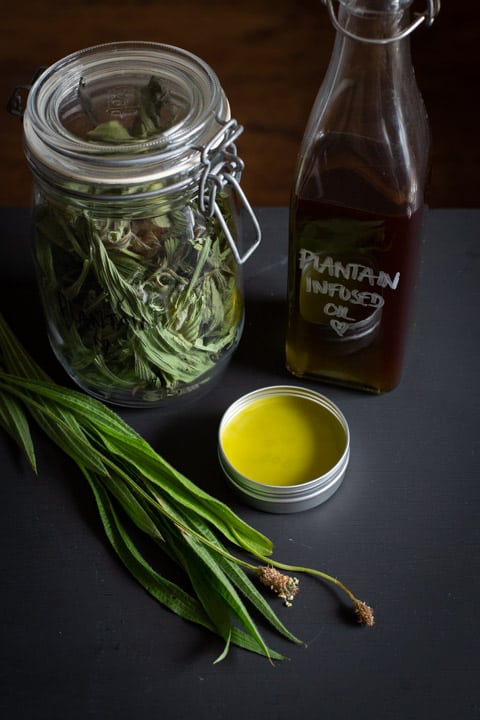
[322,0,440,44]
[7,66,47,117]
[197,118,261,265]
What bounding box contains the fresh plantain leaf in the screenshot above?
[0,390,37,472]
[0,310,303,662]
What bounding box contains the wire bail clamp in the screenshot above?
[197,117,261,265]
[7,66,48,117]
[321,0,441,45]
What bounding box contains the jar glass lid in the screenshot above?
[23,42,229,186]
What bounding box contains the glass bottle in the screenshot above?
[286,0,440,393]
[20,42,260,407]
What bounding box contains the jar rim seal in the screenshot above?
[23,41,230,187]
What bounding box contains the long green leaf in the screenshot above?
[0,310,308,660]
[0,389,37,472]
[85,467,285,660]
[84,469,211,625]
[172,526,274,661]
[179,509,301,645]
[0,370,272,558]
[90,466,165,542]
[101,432,272,556]
[0,376,108,476]
[0,312,50,382]
[179,552,233,663]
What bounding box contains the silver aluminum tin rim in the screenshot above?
[218,385,350,513]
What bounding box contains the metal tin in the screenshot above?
[218,385,350,513]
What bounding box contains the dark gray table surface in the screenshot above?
[1,207,479,719]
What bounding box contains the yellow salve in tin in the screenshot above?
[220,393,346,486]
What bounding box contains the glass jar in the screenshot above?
[21,42,260,407]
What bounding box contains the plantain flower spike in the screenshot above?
[257,566,299,607]
[354,599,375,627]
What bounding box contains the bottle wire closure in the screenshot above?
[321,0,440,44]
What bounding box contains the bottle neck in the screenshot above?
[335,0,414,38]
[322,0,419,125]
[324,0,440,43]
[294,0,430,212]
[334,1,414,59]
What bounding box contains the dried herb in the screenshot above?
[33,75,242,404]
[0,311,374,664]
[34,201,241,403]
[81,75,178,141]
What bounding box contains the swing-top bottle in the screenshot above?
[286,0,440,392]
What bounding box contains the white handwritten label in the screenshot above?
[299,252,401,336]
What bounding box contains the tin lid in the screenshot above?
[218,385,350,513]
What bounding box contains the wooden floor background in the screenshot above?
[1,0,478,208]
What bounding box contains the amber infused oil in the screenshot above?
[286,1,435,393]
